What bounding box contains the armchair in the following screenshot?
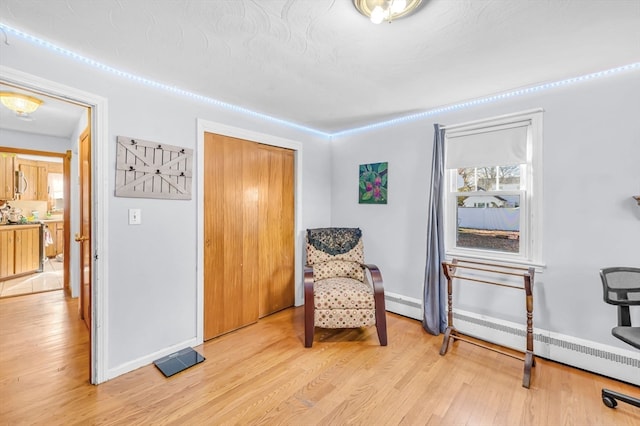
[599,267,640,409]
[304,228,387,347]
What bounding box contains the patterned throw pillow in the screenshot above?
[306,239,364,265]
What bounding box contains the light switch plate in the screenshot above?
[128,208,142,225]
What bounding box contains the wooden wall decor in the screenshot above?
[115,136,193,200]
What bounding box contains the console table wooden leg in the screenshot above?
[523,351,534,388]
[440,326,454,355]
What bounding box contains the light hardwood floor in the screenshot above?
[1,291,638,425]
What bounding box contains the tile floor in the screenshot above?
[0,258,64,298]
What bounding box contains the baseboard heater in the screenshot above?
[454,311,638,385]
[384,294,639,386]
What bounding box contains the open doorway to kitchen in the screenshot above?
[0,149,71,298]
[0,67,107,384]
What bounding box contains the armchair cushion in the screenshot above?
[316,308,376,329]
[311,260,365,282]
[314,277,376,311]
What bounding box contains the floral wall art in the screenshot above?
[359,162,388,204]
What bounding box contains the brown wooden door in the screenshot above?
[256,145,295,318]
[63,150,71,294]
[203,133,294,340]
[76,128,92,331]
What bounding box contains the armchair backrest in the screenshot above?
[306,228,365,282]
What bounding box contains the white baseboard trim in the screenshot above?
[385,296,639,386]
[106,337,199,381]
[385,292,422,320]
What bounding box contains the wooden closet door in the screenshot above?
[257,145,294,318]
[204,134,259,340]
[204,133,294,340]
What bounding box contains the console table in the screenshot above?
[440,259,536,388]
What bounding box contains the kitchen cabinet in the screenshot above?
[0,227,15,278]
[0,224,41,280]
[37,166,48,201]
[44,221,64,258]
[14,226,40,274]
[18,162,48,201]
[0,153,16,200]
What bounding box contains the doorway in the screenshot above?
[0,67,108,384]
[0,149,70,299]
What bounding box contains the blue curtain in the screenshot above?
[422,123,447,335]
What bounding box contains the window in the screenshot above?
[444,109,543,266]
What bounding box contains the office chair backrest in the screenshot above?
[600,267,640,328]
[600,267,640,305]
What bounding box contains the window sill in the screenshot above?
[445,250,546,273]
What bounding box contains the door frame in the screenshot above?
[196,119,303,344]
[0,65,109,384]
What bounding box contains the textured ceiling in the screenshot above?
[0,0,639,134]
[0,82,87,138]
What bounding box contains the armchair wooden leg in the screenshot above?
[305,311,314,348]
[304,267,315,348]
[376,310,388,346]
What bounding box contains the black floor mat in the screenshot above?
[153,347,205,378]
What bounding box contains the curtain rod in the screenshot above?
[439,108,544,131]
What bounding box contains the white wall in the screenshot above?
[1,35,332,378]
[331,69,640,352]
[0,128,72,152]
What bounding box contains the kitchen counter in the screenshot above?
[0,223,42,229]
[0,216,63,228]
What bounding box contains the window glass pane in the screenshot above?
[456,195,520,253]
[456,165,520,192]
[456,167,478,191]
[497,165,521,190]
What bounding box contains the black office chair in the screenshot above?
[600,267,640,409]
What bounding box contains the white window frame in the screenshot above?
[443,109,544,268]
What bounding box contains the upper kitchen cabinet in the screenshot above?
[0,152,16,200]
[16,158,48,201]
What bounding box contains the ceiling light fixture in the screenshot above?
[353,0,423,24]
[0,91,43,117]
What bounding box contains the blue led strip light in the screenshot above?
[332,62,640,138]
[1,23,638,139]
[0,23,331,138]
